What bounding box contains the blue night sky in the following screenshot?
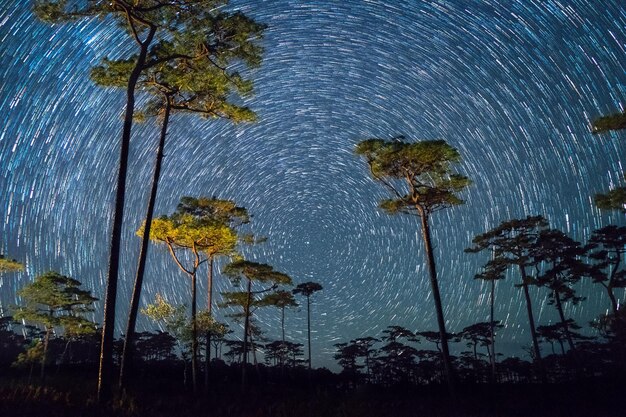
[1,0,625,370]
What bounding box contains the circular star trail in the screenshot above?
[1,0,625,369]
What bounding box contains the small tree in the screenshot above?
[13,271,97,382]
[141,207,238,393]
[587,225,626,314]
[292,282,323,370]
[467,216,548,381]
[222,260,291,387]
[535,229,588,353]
[355,137,471,392]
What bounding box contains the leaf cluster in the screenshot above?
[355,138,471,216]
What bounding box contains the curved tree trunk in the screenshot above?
[119,95,172,390]
[519,268,545,382]
[98,24,156,403]
[606,284,619,314]
[419,213,455,394]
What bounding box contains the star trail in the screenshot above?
[1,0,625,370]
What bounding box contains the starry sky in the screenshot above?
[1,0,625,370]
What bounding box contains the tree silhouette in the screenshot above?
[32,0,263,401]
[293,281,323,370]
[355,137,470,392]
[587,225,626,314]
[262,290,298,368]
[467,215,548,381]
[468,254,506,381]
[535,229,588,354]
[222,260,291,387]
[13,271,97,383]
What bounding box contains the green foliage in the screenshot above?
[223,260,292,287]
[12,340,44,368]
[13,271,98,334]
[0,255,23,273]
[142,294,190,344]
[87,3,266,123]
[595,186,626,213]
[262,290,298,309]
[355,138,471,216]
[591,111,626,134]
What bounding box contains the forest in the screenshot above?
[1,1,626,417]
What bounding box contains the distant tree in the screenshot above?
[262,289,298,367]
[0,255,23,273]
[458,322,499,360]
[33,0,265,401]
[355,137,471,392]
[13,271,97,383]
[535,229,588,353]
[587,225,626,314]
[468,254,506,381]
[334,341,365,386]
[467,216,548,381]
[293,281,323,370]
[354,336,379,382]
[222,260,291,387]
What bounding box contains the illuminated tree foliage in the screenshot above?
[33,0,265,401]
[140,202,239,393]
[355,137,471,392]
[0,255,23,274]
[591,111,626,134]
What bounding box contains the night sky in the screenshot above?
[1,0,625,370]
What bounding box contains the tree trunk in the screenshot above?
[41,327,51,383]
[489,278,497,382]
[419,213,455,394]
[242,278,252,390]
[519,268,545,382]
[98,24,156,404]
[606,284,619,314]
[204,256,214,393]
[119,95,172,390]
[554,290,576,353]
[191,271,198,393]
[306,294,312,370]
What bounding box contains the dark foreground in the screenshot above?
[1,370,624,417]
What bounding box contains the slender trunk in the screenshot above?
[558,339,565,355]
[608,253,621,313]
[242,278,252,389]
[120,96,172,390]
[204,256,214,393]
[41,327,51,383]
[306,295,312,370]
[419,213,455,394]
[473,342,478,361]
[191,271,198,393]
[606,285,619,314]
[280,306,286,372]
[57,339,72,374]
[554,290,576,353]
[519,267,545,382]
[489,278,497,382]
[98,24,156,404]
